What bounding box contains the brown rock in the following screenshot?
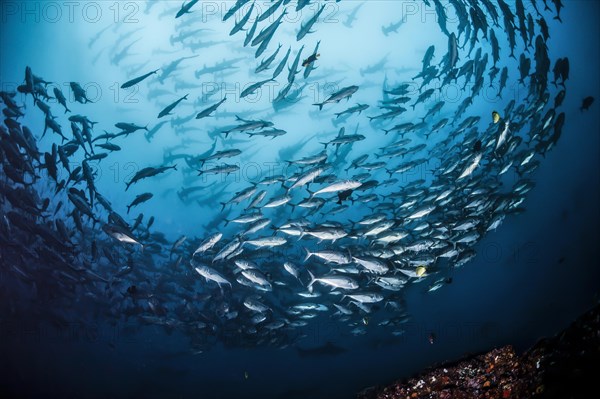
[356,305,600,399]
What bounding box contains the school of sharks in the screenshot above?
[1,0,592,354]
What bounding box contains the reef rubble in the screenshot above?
[358,305,600,399]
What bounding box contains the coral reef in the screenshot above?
[358,305,600,399]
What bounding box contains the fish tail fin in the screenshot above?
[303,247,312,262]
[313,103,323,110]
[297,227,305,240]
[307,269,316,288]
[219,202,227,212]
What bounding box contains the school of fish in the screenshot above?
[1,0,588,352]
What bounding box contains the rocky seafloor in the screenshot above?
[358,305,600,399]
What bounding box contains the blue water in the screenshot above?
[1,1,599,398]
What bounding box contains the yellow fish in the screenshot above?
[416,266,427,277]
[492,111,501,124]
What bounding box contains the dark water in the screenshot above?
[1,1,599,398]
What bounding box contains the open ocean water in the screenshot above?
[1,1,599,398]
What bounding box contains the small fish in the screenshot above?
[127,193,153,214]
[581,96,594,111]
[307,270,358,290]
[121,69,159,89]
[492,111,501,124]
[158,94,188,118]
[241,79,274,98]
[102,224,143,248]
[297,4,325,41]
[53,87,71,113]
[302,53,320,68]
[313,86,359,110]
[193,233,223,256]
[196,97,227,119]
[170,235,187,256]
[176,0,200,18]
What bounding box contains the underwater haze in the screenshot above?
[1,1,599,398]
